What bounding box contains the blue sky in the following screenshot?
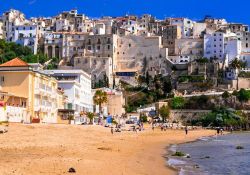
[0,0,249,25]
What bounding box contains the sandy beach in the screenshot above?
[0,124,215,175]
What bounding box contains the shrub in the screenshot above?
[139,114,148,123]
[172,151,186,157]
[171,97,186,109]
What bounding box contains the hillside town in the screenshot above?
[1,4,250,175]
[0,9,250,128]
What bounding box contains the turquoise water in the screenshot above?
[168,132,250,175]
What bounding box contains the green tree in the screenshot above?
[145,71,151,86]
[162,77,172,96]
[159,105,170,122]
[222,91,231,105]
[93,90,108,114]
[171,97,186,109]
[86,112,95,124]
[222,91,230,99]
[237,89,250,105]
[230,58,243,69]
[103,73,109,88]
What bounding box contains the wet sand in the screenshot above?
[0,124,215,175]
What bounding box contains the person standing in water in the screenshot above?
[220,128,223,135]
[185,126,188,135]
[230,126,233,133]
[217,128,220,135]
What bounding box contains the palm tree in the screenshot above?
[230,58,244,90]
[93,90,108,114]
[230,58,242,70]
[86,112,95,124]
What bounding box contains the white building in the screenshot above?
[1,9,27,41]
[43,69,93,122]
[13,25,42,54]
[168,18,194,38]
[204,31,241,62]
[236,31,250,53]
[240,53,250,68]
[55,19,73,32]
[0,19,3,39]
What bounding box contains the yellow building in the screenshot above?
[0,58,59,123]
[0,91,27,122]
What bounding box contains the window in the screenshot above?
[30,27,32,30]
[129,43,131,47]
[246,43,249,48]
[97,45,101,50]
[107,45,110,50]
[107,38,111,44]
[0,76,4,85]
[88,46,91,50]
[97,38,101,44]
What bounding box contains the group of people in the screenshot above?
[216,127,224,135]
[110,121,144,134]
[152,122,189,135]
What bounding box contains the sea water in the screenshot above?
[168,132,250,175]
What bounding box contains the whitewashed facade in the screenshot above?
[43,70,93,119]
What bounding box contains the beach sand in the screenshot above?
[0,124,215,175]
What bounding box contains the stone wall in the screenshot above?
[169,109,211,122]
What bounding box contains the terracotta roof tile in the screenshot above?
[0,57,29,67]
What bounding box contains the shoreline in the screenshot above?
[166,132,234,175]
[164,133,218,175]
[0,123,216,175]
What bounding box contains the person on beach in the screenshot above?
[111,127,114,135]
[217,128,220,135]
[152,123,155,131]
[163,123,167,131]
[220,128,223,135]
[185,126,188,135]
[230,126,233,133]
